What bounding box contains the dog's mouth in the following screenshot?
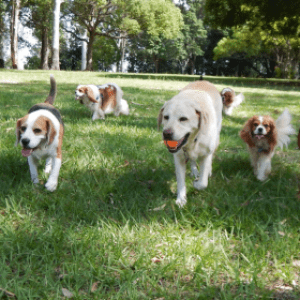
[164,133,190,153]
[21,147,37,157]
[254,134,265,140]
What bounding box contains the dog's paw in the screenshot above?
[257,175,267,181]
[32,178,39,184]
[176,196,187,208]
[44,165,52,174]
[45,179,58,192]
[193,179,208,190]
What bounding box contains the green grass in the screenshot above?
[1,70,300,299]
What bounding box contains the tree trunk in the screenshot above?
[51,0,62,70]
[81,28,87,70]
[40,27,49,69]
[10,0,20,69]
[86,31,95,71]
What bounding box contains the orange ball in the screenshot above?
[164,140,179,148]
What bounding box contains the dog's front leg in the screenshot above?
[256,155,271,181]
[190,160,199,179]
[92,109,105,121]
[174,151,187,207]
[45,157,61,192]
[193,153,213,190]
[44,157,52,174]
[28,155,39,184]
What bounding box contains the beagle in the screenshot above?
[15,75,64,191]
[74,83,129,120]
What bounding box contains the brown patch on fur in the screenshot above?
[81,87,98,103]
[240,117,256,148]
[33,116,57,145]
[99,85,117,110]
[181,81,221,105]
[15,115,28,146]
[262,115,277,152]
[222,91,234,106]
[56,125,64,159]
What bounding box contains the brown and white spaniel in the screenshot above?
[75,83,129,120]
[221,87,244,116]
[240,109,295,181]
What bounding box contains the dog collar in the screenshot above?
[257,147,269,153]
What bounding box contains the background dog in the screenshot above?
[15,75,64,192]
[240,109,295,181]
[75,83,129,120]
[158,80,223,207]
[221,87,244,116]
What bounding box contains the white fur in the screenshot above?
[17,109,62,191]
[160,88,222,207]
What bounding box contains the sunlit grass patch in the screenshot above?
[0,70,300,299]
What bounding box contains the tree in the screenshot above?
[176,0,207,75]
[205,0,300,36]
[64,0,182,71]
[10,0,20,69]
[51,0,63,70]
[0,1,7,68]
[214,23,300,78]
[22,0,53,69]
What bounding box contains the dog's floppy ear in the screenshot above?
[84,87,98,103]
[157,102,167,131]
[46,119,57,145]
[15,118,23,146]
[240,117,255,147]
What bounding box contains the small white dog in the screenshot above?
[221,87,244,116]
[75,83,129,120]
[15,75,64,192]
[240,109,295,181]
[158,80,223,207]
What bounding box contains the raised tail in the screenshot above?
[276,108,296,149]
[45,74,57,105]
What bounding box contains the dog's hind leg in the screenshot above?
[193,153,213,190]
[174,151,187,207]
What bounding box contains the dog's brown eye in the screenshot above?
[179,117,188,122]
[21,126,27,132]
[263,124,268,128]
[254,123,259,127]
[33,128,42,134]
[164,116,169,120]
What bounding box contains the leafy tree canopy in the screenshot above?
[205,0,300,36]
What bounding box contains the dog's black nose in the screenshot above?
[21,138,30,148]
[163,129,173,140]
[258,127,263,133]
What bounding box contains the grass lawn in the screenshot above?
[1,70,300,299]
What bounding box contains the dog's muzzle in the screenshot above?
[164,133,190,153]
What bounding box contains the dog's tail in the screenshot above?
[276,108,296,149]
[45,75,57,105]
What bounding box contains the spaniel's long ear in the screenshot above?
[240,118,255,147]
[46,119,57,145]
[265,116,277,152]
[84,87,98,103]
[15,118,23,146]
[157,103,167,131]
